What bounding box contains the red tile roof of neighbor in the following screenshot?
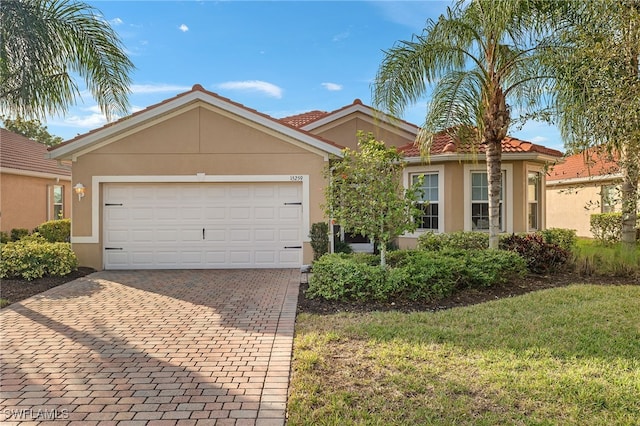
[51,84,345,152]
[546,147,620,181]
[397,131,564,158]
[0,128,71,176]
[279,110,329,127]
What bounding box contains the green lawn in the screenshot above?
[288,284,640,425]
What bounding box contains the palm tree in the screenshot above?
[0,0,134,121]
[372,0,553,248]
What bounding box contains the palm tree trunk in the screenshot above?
[620,145,639,250]
[486,140,502,249]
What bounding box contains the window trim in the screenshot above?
[525,165,545,232]
[48,184,65,221]
[601,184,617,213]
[527,171,541,231]
[463,164,513,233]
[403,165,445,235]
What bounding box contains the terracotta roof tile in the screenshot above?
[279,110,329,128]
[546,147,619,181]
[398,130,563,158]
[1,128,71,176]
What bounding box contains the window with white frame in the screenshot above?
[471,172,504,231]
[413,173,439,230]
[53,185,64,219]
[527,172,541,231]
[601,185,617,213]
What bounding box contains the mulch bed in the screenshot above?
[297,271,640,314]
[1,267,96,307]
[1,267,637,312]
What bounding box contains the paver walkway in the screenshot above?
[0,269,300,425]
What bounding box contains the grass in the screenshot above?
[288,284,640,425]
[573,239,639,277]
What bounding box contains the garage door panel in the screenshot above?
[103,182,303,269]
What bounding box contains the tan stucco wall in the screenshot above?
[0,172,71,233]
[71,104,329,269]
[309,112,416,151]
[546,181,612,237]
[397,159,550,247]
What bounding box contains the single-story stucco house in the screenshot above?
[1,128,72,233]
[48,84,563,270]
[546,148,622,237]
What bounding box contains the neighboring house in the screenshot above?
[546,149,621,237]
[48,84,563,270]
[0,128,71,233]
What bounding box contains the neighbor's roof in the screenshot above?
[49,84,345,159]
[279,110,329,128]
[546,148,619,182]
[398,131,563,158]
[0,128,71,177]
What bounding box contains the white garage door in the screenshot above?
[103,182,303,269]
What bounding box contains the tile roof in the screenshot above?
[279,110,329,128]
[398,130,563,158]
[546,147,619,181]
[1,128,71,176]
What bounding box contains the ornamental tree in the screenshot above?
[324,132,423,267]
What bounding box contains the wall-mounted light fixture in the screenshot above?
[73,183,86,201]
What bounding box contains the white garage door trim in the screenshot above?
[103,181,304,269]
[71,174,310,245]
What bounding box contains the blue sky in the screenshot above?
[44,0,564,152]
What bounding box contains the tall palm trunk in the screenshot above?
[620,144,639,249]
[483,86,510,249]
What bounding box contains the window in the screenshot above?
[471,172,504,231]
[413,173,439,230]
[527,172,541,230]
[53,185,64,219]
[601,185,617,213]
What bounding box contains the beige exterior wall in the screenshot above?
[70,104,329,269]
[546,179,620,237]
[308,112,416,151]
[397,159,551,248]
[0,172,71,233]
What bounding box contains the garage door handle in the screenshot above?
[105,203,123,206]
[284,202,302,205]
[105,247,123,250]
[284,246,302,249]
[203,228,205,240]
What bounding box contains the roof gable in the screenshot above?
[295,99,419,135]
[48,84,344,160]
[0,128,71,177]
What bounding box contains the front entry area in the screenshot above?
[103,182,303,269]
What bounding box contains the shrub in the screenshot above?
[438,248,527,287]
[306,254,388,301]
[0,231,9,244]
[590,213,622,244]
[10,228,29,241]
[0,238,78,280]
[417,231,489,251]
[307,249,527,302]
[500,233,570,274]
[334,239,353,254]
[36,219,71,243]
[537,228,577,252]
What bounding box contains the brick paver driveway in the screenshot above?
[0,269,300,425]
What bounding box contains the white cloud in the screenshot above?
[130,83,192,94]
[110,17,123,26]
[179,24,189,32]
[530,136,548,144]
[321,82,343,92]
[216,80,283,99]
[332,32,349,42]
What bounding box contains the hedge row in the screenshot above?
[0,235,78,281]
[307,250,526,302]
